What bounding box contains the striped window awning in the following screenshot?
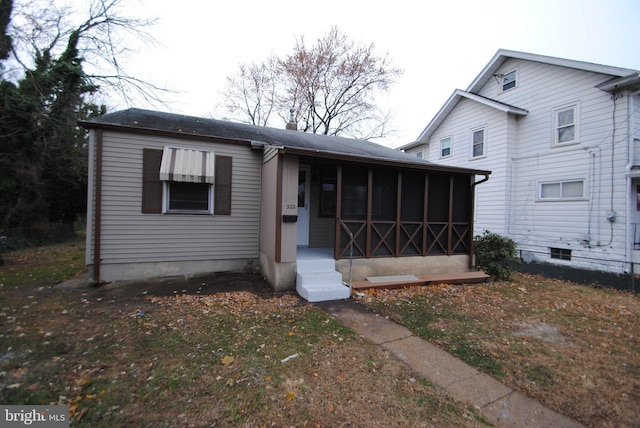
[159,147,215,184]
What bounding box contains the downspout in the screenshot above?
[93,128,103,282]
[275,152,284,263]
[470,173,491,269]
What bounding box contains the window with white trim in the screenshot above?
[440,137,452,158]
[471,127,486,158]
[415,150,423,159]
[501,70,517,92]
[164,182,213,214]
[539,180,584,200]
[553,104,579,146]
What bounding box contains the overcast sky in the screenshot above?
[121,0,640,148]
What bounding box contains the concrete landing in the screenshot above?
[352,271,490,290]
[316,299,585,428]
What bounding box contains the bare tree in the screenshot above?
[5,0,164,106]
[219,55,280,126]
[219,26,403,140]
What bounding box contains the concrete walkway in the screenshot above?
[316,299,585,428]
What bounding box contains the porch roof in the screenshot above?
[81,108,490,177]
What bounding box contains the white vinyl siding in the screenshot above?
[428,57,630,264]
[89,131,262,265]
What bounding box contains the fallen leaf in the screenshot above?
[221,355,235,365]
[285,392,295,401]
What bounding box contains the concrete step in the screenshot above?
[296,258,336,273]
[296,281,351,303]
[296,269,350,302]
[296,270,343,287]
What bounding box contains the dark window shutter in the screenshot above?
[214,156,232,215]
[142,149,163,213]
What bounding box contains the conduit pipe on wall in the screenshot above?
[624,89,640,265]
[93,129,103,283]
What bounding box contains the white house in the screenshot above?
[399,49,640,275]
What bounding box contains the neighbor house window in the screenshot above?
[553,104,579,145]
[471,127,486,158]
[501,70,517,91]
[415,150,423,159]
[539,180,584,200]
[440,137,452,158]
[550,247,571,260]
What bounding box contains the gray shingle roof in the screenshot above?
[82,108,490,176]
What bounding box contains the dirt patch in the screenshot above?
[513,321,567,344]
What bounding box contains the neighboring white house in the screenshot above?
[399,49,640,275]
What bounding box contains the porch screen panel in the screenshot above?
[339,167,368,258]
[427,173,450,254]
[400,170,425,256]
[451,175,471,254]
[371,168,397,256]
[341,167,368,220]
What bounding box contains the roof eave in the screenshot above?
[595,72,640,93]
[78,120,255,147]
[282,146,491,176]
[412,89,527,144]
[467,49,638,93]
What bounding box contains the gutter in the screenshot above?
[473,172,491,186]
[280,146,491,177]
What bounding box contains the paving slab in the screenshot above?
[318,300,413,344]
[482,391,585,427]
[316,299,585,428]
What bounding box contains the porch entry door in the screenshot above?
[297,166,310,246]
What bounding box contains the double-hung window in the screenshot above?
[553,104,579,146]
[440,137,452,158]
[471,127,486,159]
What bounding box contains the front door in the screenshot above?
[297,166,310,246]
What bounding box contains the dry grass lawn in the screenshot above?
[357,276,640,427]
[1,239,638,427]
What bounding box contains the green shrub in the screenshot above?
[474,230,518,281]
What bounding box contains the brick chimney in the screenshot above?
[285,108,297,131]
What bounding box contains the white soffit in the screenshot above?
[159,146,215,183]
